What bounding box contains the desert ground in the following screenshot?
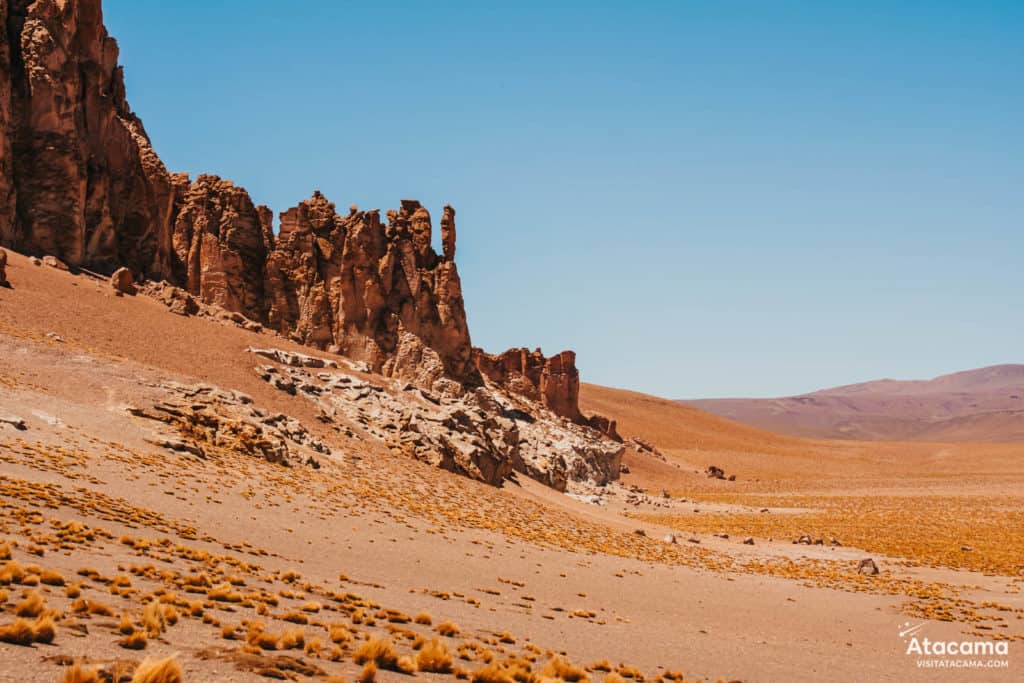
[0,251,1021,683]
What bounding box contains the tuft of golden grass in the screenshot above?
[540,656,589,682]
[329,622,353,644]
[353,636,415,672]
[416,637,454,673]
[141,601,166,637]
[435,621,460,637]
[0,560,25,585]
[59,662,101,683]
[14,589,45,617]
[471,662,515,683]
[0,618,35,645]
[278,627,305,650]
[32,614,56,644]
[119,613,136,635]
[414,612,433,625]
[40,569,65,586]
[357,662,377,683]
[130,656,183,683]
[119,630,148,650]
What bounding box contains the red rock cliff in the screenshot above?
[0,0,176,278]
[473,347,582,422]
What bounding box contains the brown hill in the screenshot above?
[580,381,1024,485]
[677,365,1024,442]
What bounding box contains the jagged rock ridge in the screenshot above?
[0,0,622,488]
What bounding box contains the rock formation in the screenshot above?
[0,0,624,490]
[264,194,476,392]
[249,347,622,490]
[474,347,582,421]
[170,174,269,322]
[0,247,7,286]
[0,0,176,278]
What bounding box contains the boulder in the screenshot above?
[110,267,136,295]
[43,255,68,271]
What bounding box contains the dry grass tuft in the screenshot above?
[14,589,45,617]
[471,662,515,683]
[354,636,415,672]
[141,601,166,637]
[416,637,454,672]
[329,622,353,644]
[436,621,461,637]
[119,630,148,650]
[130,656,183,683]
[40,569,65,586]
[357,662,377,683]
[414,612,433,625]
[32,615,56,644]
[119,613,136,635]
[278,627,306,650]
[0,618,35,645]
[59,663,101,683]
[540,656,589,682]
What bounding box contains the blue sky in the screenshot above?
[103,1,1023,398]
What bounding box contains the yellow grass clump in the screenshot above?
[130,656,183,683]
[14,589,45,617]
[0,618,35,645]
[436,621,461,637]
[59,662,102,683]
[32,615,56,644]
[353,636,415,673]
[471,662,515,683]
[357,662,377,683]
[119,630,148,650]
[416,637,454,672]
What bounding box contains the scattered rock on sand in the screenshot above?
[857,558,879,576]
[43,255,69,270]
[663,534,678,544]
[110,267,136,295]
[707,465,726,479]
[0,415,27,430]
[743,537,755,545]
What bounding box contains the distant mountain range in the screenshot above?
[679,365,1024,443]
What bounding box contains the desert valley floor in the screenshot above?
[1,251,1022,682]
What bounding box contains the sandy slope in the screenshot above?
[0,251,1021,682]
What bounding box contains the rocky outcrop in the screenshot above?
[474,347,581,421]
[129,381,329,466]
[249,347,622,490]
[0,247,8,286]
[264,194,476,392]
[0,0,624,491]
[1,0,175,278]
[170,174,269,322]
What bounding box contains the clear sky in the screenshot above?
[103,1,1022,399]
